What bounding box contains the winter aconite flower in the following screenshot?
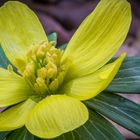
[0,0,131,139]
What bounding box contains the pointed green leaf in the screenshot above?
[6,127,40,140]
[5,127,81,140]
[76,110,124,140]
[48,32,57,42]
[0,46,17,72]
[85,92,140,136]
[107,57,140,93]
[47,131,81,140]
[58,43,67,50]
[0,47,10,69]
[0,131,10,140]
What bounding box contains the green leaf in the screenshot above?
[0,47,10,69]
[77,110,124,140]
[85,92,140,136]
[57,43,67,50]
[48,32,57,42]
[6,127,40,140]
[0,131,10,140]
[107,57,140,93]
[5,127,81,140]
[47,131,81,140]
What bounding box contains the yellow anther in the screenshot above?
[45,61,56,69]
[50,48,58,55]
[37,67,48,79]
[47,67,57,79]
[36,48,45,59]
[45,62,57,79]
[52,54,58,60]
[35,77,48,94]
[42,58,48,66]
[36,77,45,87]
[47,56,55,64]
[23,63,35,77]
[46,52,51,57]
[49,79,59,92]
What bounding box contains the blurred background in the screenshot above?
[0,0,140,140]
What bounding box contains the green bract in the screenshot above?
[0,0,131,139]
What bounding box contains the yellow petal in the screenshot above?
[25,95,88,139]
[0,1,47,67]
[62,0,131,80]
[0,68,34,107]
[0,99,36,131]
[59,53,126,100]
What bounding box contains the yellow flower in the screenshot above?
[0,0,131,139]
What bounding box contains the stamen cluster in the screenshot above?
[23,41,69,97]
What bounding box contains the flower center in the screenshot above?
[23,41,69,98]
